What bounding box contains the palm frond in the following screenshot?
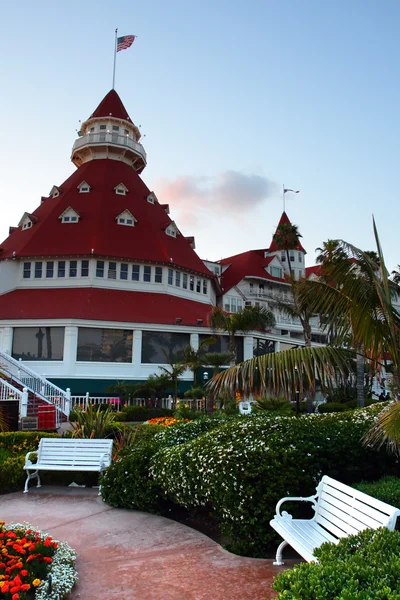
[363,401,400,454]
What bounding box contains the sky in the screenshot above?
[1,0,399,269]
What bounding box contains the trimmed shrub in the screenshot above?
[0,431,58,453]
[353,476,400,508]
[0,456,26,494]
[273,527,400,599]
[150,406,398,557]
[318,402,349,413]
[122,406,173,422]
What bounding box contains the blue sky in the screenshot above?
[1,0,399,269]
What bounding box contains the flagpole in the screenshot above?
[283,184,285,212]
[112,28,118,89]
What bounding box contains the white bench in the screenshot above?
[23,438,113,494]
[270,475,400,565]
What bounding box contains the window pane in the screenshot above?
[34,262,42,278]
[253,338,275,357]
[155,267,162,283]
[77,328,133,362]
[120,263,128,280]
[141,331,190,363]
[175,271,181,287]
[63,216,70,222]
[81,260,89,277]
[46,262,54,278]
[202,279,207,294]
[182,273,188,289]
[196,279,201,293]
[23,262,31,279]
[96,261,104,277]
[190,276,194,291]
[12,327,65,360]
[108,262,117,279]
[198,334,243,362]
[144,266,151,282]
[168,269,173,285]
[58,261,66,277]
[70,261,77,277]
[132,264,140,281]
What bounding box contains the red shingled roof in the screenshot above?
[89,89,133,122]
[0,288,213,326]
[305,265,322,278]
[0,159,211,277]
[268,212,306,253]
[219,250,286,292]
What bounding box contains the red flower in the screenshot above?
[20,583,30,591]
[12,594,20,600]
[20,570,28,577]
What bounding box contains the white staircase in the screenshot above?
[0,350,71,427]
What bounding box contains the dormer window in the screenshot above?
[23,221,32,230]
[18,212,36,231]
[116,210,136,227]
[49,185,61,198]
[59,207,80,224]
[147,191,158,204]
[78,181,90,193]
[165,221,178,238]
[114,183,129,196]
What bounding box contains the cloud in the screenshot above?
[155,171,276,228]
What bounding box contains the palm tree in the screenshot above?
[210,305,275,364]
[158,350,186,409]
[391,266,400,285]
[273,222,302,277]
[182,336,216,386]
[207,220,400,416]
[277,276,314,347]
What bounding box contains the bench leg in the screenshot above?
[24,469,40,493]
[273,540,288,566]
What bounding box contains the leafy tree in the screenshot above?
[210,305,275,364]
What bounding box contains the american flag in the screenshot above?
[117,35,136,52]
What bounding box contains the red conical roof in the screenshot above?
[89,89,133,122]
[268,211,306,253]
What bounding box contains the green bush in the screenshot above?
[318,402,349,413]
[353,476,400,508]
[122,406,173,422]
[273,528,400,599]
[0,431,58,453]
[0,455,26,494]
[149,405,397,557]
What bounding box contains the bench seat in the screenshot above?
[23,438,113,494]
[270,475,400,565]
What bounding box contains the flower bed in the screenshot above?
[0,521,77,599]
[146,416,190,427]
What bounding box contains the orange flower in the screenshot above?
[32,578,41,587]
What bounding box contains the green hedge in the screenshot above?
[273,528,400,599]
[0,431,58,454]
[121,406,174,422]
[352,476,400,508]
[149,405,397,557]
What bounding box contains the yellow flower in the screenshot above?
[0,581,4,587]
[32,579,41,587]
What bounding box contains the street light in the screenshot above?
[203,372,209,414]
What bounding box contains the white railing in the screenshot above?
[247,290,291,302]
[0,379,28,417]
[0,350,70,419]
[71,395,172,410]
[72,133,147,162]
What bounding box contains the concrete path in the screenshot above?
[0,488,297,600]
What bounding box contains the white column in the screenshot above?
[275,340,281,353]
[63,326,78,376]
[132,330,142,377]
[190,333,199,351]
[0,327,13,353]
[243,335,254,361]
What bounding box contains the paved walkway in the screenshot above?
[0,487,298,600]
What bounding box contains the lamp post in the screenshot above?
[294,366,300,415]
[203,371,209,414]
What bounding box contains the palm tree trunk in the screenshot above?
[229,333,236,365]
[356,349,365,408]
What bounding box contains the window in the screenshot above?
[203,279,208,294]
[70,216,77,222]
[196,279,201,293]
[281,252,286,262]
[155,267,162,283]
[175,271,181,287]
[141,331,190,363]
[116,188,126,195]
[63,216,70,222]
[298,252,302,263]
[249,283,254,293]
[12,327,65,361]
[126,219,133,225]
[259,284,265,293]
[81,260,89,277]
[46,262,54,278]
[96,261,105,278]
[34,262,42,278]
[143,266,151,282]
[199,334,243,363]
[166,228,176,237]
[118,218,125,224]
[108,262,117,279]
[77,328,133,363]
[99,124,106,142]
[57,261,66,277]
[80,186,89,193]
[23,262,31,279]
[182,273,188,289]
[69,261,77,277]
[132,264,140,281]
[271,266,282,278]
[120,263,128,280]
[289,251,295,262]
[224,297,243,313]
[23,221,32,230]
[190,276,194,291]
[112,125,119,131]
[168,269,173,285]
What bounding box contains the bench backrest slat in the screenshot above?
[314,476,400,535]
[36,438,113,467]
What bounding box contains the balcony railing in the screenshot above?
[72,133,147,163]
[247,289,290,302]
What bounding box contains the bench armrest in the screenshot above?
[99,452,111,471]
[275,494,317,518]
[24,451,37,467]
